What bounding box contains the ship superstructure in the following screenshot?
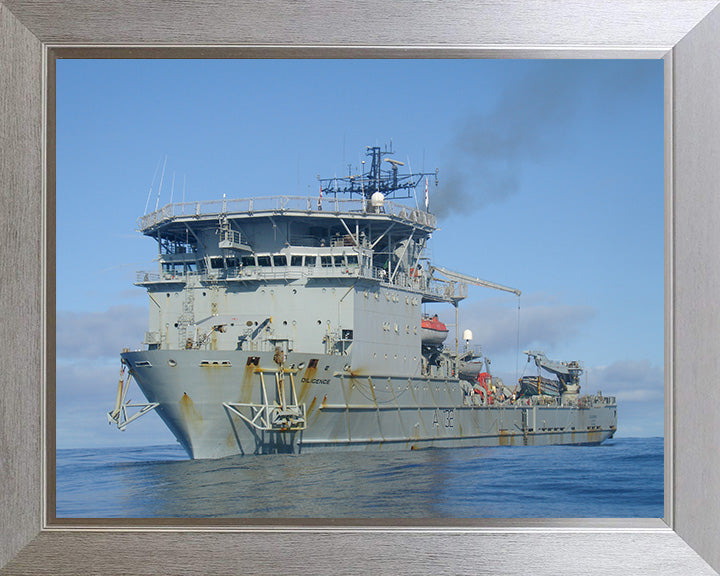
[108,146,617,459]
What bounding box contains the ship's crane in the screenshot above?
[429,265,521,296]
[523,350,583,387]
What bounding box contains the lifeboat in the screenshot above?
[421,314,449,345]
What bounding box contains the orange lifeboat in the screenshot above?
[421,314,449,345]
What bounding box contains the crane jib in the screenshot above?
[429,265,521,297]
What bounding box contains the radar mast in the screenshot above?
[318,145,438,202]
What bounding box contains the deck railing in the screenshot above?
[138,195,436,232]
[135,264,465,301]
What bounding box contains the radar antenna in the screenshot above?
[318,145,438,201]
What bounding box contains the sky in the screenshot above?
[56,59,664,449]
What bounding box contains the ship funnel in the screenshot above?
[463,329,473,342]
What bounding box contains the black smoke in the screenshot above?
[432,60,658,219]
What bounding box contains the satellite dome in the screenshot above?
[370,192,385,208]
[463,329,473,341]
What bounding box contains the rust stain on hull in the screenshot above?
[239,364,255,404]
[498,429,513,446]
[297,365,318,404]
[305,396,324,428]
[179,393,204,436]
[587,430,602,444]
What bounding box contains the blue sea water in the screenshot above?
[56,437,663,518]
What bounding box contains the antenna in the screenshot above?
[144,158,162,215]
[154,155,167,212]
[407,156,418,210]
[169,171,176,204]
[319,144,436,201]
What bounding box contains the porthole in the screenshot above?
[246,320,253,326]
[297,361,306,369]
[168,359,177,367]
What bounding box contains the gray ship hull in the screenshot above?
[123,349,617,459]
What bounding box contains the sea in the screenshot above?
[56,437,663,518]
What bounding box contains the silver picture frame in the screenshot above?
[2,1,719,574]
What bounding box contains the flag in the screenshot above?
[424,178,429,211]
[318,185,323,210]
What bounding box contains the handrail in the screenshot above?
[138,195,437,232]
[135,265,466,301]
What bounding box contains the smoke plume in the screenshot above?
[432,61,657,219]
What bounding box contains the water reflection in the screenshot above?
[56,438,663,518]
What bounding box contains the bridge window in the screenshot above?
[241,256,256,267]
[273,255,287,266]
[257,256,271,267]
[305,255,317,266]
[290,255,303,266]
[347,255,358,266]
[210,257,224,269]
[333,255,344,267]
[321,256,332,267]
[226,257,238,268]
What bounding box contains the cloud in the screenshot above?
[590,361,664,437]
[459,295,594,356]
[57,305,146,361]
[586,359,663,403]
[56,358,174,449]
[55,305,165,448]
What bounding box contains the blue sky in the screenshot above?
[56,59,664,449]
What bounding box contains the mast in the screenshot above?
[318,145,438,201]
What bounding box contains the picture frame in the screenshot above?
[2,1,719,573]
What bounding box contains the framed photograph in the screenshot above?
[2,1,720,574]
[53,57,665,523]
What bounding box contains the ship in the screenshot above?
[107,145,617,459]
